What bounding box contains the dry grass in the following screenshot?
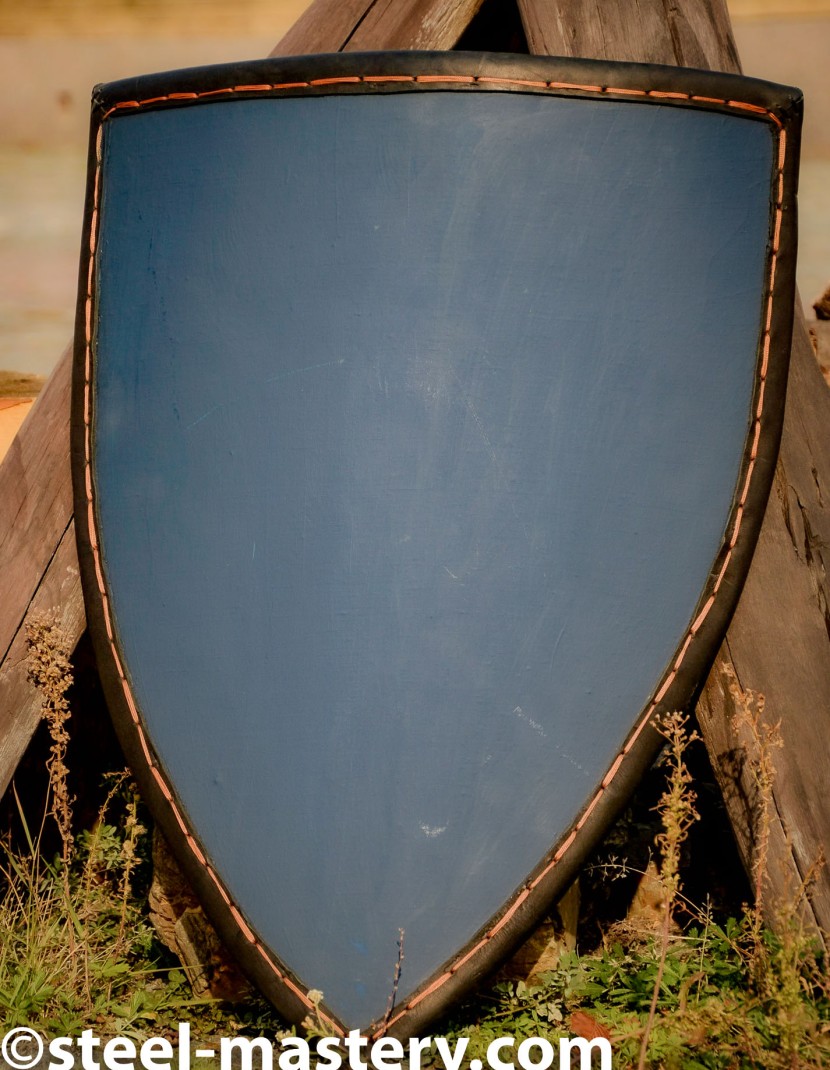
[3,623,830,1062]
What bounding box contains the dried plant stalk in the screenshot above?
[25,612,75,866]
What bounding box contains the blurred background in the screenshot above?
[0,0,827,407]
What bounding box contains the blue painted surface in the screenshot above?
[93,90,772,1025]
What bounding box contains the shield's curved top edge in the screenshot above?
[71,53,802,1040]
[90,50,803,126]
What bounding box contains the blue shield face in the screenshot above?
[74,54,800,1035]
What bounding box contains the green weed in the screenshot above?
[3,621,829,1066]
[437,705,830,1068]
[0,616,206,1036]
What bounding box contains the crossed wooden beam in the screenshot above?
[2,0,828,935]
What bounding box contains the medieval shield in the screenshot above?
[72,52,801,1037]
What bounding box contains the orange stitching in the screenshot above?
[91,544,104,589]
[738,463,755,508]
[653,672,677,706]
[207,867,233,906]
[691,595,717,635]
[749,419,762,460]
[728,99,769,115]
[778,129,787,170]
[136,725,154,767]
[450,937,489,974]
[98,76,785,135]
[405,971,453,1009]
[151,767,173,801]
[601,752,626,787]
[230,905,257,942]
[755,379,767,419]
[604,87,647,97]
[415,75,476,84]
[548,80,604,92]
[310,76,361,86]
[255,941,282,974]
[713,550,732,593]
[84,71,788,1030]
[487,888,531,938]
[187,835,207,867]
[575,790,602,829]
[170,803,192,839]
[768,255,779,299]
[553,830,577,862]
[477,76,548,89]
[672,633,694,672]
[623,710,653,753]
[101,597,114,641]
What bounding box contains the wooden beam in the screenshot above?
[0,522,85,799]
[697,320,830,933]
[0,345,73,660]
[0,347,81,796]
[516,0,742,71]
[514,0,830,932]
[270,0,485,56]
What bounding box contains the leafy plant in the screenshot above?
[4,623,829,1067]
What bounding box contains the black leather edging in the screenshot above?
[91,50,802,122]
[71,51,802,1041]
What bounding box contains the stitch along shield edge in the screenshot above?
[71,51,802,1038]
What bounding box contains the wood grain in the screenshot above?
[268,0,376,56]
[0,520,85,799]
[516,0,741,71]
[0,346,83,794]
[270,0,485,56]
[697,317,830,932]
[0,345,74,663]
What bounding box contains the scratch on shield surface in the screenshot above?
[449,367,531,544]
[265,357,347,383]
[512,705,546,737]
[185,404,223,431]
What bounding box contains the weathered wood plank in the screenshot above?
[697,317,830,930]
[342,0,484,51]
[0,346,82,796]
[268,0,375,56]
[516,0,741,71]
[0,347,78,795]
[0,521,85,799]
[270,0,485,56]
[0,346,78,675]
[514,0,830,932]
